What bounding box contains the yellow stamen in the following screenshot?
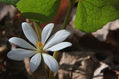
[36,41,44,53]
[36,41,44,48]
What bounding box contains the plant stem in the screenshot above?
[41,55,49,79]
[62,0,75,29]
[33,22,42,40]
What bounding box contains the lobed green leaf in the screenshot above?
[17,0,60,22]
[75,0,119,32]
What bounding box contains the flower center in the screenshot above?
[36,42,44,53]
[36,42,44,48]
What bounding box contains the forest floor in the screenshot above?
[0,1,119,79]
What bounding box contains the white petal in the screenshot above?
[41,23,54,44]
[9,37,36,50]
[22,22,38,46]
[7,49,35,61]
[42,54,58,72]
[44,30,71,50]
[46,42,72,51]
[30,53,41,72]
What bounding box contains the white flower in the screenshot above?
[7,22,72,72]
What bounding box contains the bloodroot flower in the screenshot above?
[7,22,72,72]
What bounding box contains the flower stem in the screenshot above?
[53,51,59,59]
[41,55,49,79]
[33,22,42,40]
[49,71,54,79]
[62,0,75,29]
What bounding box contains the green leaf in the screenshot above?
[0,0,20,6]
[75,0,119,32]
[17,0,60,22]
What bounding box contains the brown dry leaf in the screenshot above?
[0,3,16,21]
[58,51,98,79]
[93,62,109,79]
[92,19,119,41]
